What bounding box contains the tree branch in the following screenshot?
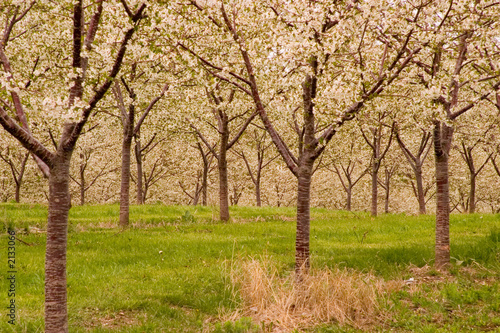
[134,83,169,134]
[66,3,147,148]
[0,107,54,167]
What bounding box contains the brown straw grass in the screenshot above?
[228,258,401,332]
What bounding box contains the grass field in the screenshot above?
[0,203,499,332]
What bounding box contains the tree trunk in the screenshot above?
[384,181,390,214]
[119,108,134,227]
[435,153,450,268]
[218,115,230,221]
[415,162,426,214]
[346,186,352,211]
[193,170,201,205]
[143,183,149,204]
[295,160,313,273]
[202,161,208,206]
[79,164,85,205]
[218,153,229,220]
[396,131,430,215]
[469,173,476,214]
[14,183,21,203]
[135,137,144,204]
[434,122,453,269]
[371,163,379,216]
[255,173,262,207]
[45,152,72,333]
[13,152,29,203]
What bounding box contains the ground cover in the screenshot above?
[0,203,499,332]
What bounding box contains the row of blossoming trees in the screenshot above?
[0,1,499,332]
[2,107,500,214]
[3,110,500,214]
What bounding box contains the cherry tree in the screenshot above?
[0,1,147,331]
[0,138,29,202]
[233,127,278,206]
[410,1,500,268]
[378,153,399,214]
[457,142,493,214]
[178,138,216,205]
[132,131,167,204]
[164,0,431,272]
[113,74,168,226]
[359,111,395,216]
[69,124,119,205]
[396,126,433,214]
[323,126,369,211]
[187,85,255,221]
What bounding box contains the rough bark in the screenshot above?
[433,121,453,269]
[45,149,73,333]
[295,160,313,272]
[294,72,317,274]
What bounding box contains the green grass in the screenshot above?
[0,203,499,332]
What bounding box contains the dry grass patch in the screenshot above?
[82,309,145,330]
[228,258,402,332]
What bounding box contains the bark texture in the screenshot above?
[45,152,72,333]
[295,160,313,272]
[433,122,453,269]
